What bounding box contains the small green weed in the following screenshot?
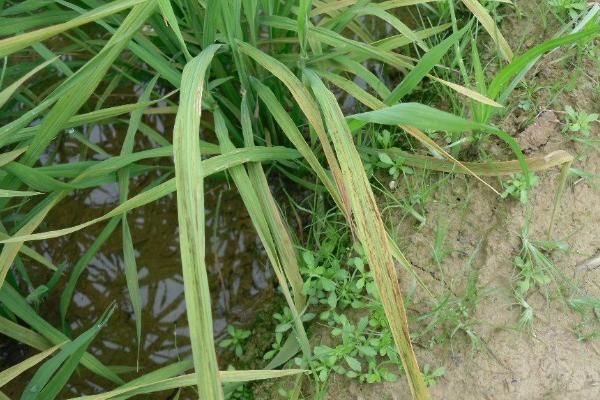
[563,105,599,144]
[219,325,252,358]
[377,152,414,180]
[513,222,570,329]
[422,364,447,387]
[548,0,588,20]
[569,296,600,341]
[228,384,254,400]
[412,291,481,349]
[501,172,539,204]
[263,216,408,393]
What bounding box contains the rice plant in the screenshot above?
[0,0,598,399]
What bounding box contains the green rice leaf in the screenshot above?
[488,28,600,105]
[157,0,192,60]
[59,218,120,330]
[0,189,41,198]
[0,147,300,245]
[461,0,513,61]
[118,76,158,369]
[350,102,529,185]
[386,23,470,104]
[0,316,51,352]
[0,285,122,385]
[349,102,497,132]
[213,109,310,357]
[0,58,57,108]
[21,305,116,400]
[0,0,149,57]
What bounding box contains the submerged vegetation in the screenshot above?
[0,0,599,399]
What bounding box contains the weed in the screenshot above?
[501,172,540,204]
[264,220,407,392]
[219,325,252,358]
[422,364,447,387]
[569,297,600,341]
[563,105,599,143]
[413,291,481,349]
[512,222,571,329]
[378,152,415,180]
[227,383,254,400]
[548,0,588,21]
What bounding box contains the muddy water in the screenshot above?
[3,110,274,397]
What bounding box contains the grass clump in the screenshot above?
[0,0,599,399]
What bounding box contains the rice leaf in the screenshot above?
[0,316,51,351]
[70,369,305,400]
[59,218,121,330]
[368,147,573,176]
[0,147,300,245]
[213,109,310,356]
[461,0,513,61]
[385,23,469,104]
[21,305,116,400]
[0,189,41,198]
[171,44,223,399]
[251,77,340,205]
[0,57,57,108]
[157,0,192,60]
[349,102,499,132]
[237,40,350,216]
[118,76,158,369]
[0,285,122,385]
[240,94,305,310]
[488,28,600,104]
[0,343,62,388]
[0,232,57,272]
[304,69,430,399]
[0,0,149,57]
[0,148,27,168]
[350,102,529,181]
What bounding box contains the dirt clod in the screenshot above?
[516,111,561,154]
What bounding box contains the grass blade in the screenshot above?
[0,147,300,245]
[237,41,350,217]
[118,76,158,369]
[70,369,305,400]
[213,109,310,357]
